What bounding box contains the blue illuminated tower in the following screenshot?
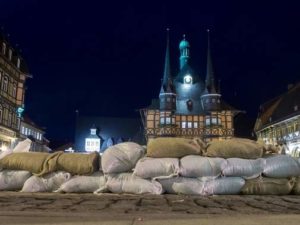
[179,34,190,70]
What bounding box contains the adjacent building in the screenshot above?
[19,115,49,152]
[254,83,300,156]
[75,116,145,153]
[0,32,28,151]
[140,30,239,142]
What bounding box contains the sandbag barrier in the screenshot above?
[1,139,300,195]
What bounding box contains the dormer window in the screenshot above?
[8,49,12,61]
[17,58,21,68]
[184,74,192,84]
[2,43,6,55]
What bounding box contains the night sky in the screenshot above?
[1,1,300,146]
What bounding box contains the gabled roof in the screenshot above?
[255,82,300,131]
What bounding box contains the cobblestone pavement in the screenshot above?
[1,192,300,224]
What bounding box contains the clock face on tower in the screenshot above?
[184,74,192,84]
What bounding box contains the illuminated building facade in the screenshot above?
[140,30,239,142]
[0,32,28,151]
[254,83,300,156]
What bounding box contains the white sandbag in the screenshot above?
[21,171,71,192]
[263,155,300,178]
[158,177,205,195]
[0,149,13,161]
[180,155,225,178]
[101,142,145,174]
[56,172,106,193]
[133,157,179,179]
[13,138,32,153]
[221,158,265,179]
[202,177,245,195]
[0,170,31,191]
[105,173,163,194]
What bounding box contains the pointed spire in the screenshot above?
[205,29,217,94]
[160,28,173,93]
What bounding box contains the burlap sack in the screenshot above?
[0,152,61,176]
[57,152,99,175]
[205,138,264,159]
[241,177,295,195]
[147,138,206,158]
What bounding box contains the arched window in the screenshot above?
[12,83,17,97]
[2,76,8,92]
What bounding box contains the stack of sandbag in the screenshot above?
[100,142,162,194]
[135,138,246,195]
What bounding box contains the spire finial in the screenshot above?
[183,34,186,39]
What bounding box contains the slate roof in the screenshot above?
[255,82,300,131]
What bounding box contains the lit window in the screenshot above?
[194,122,198,128]
[160,117,165,124]
[25,127,28,135]
[21,126,25,134]
[205,118,211,126]
[182,122,186,128]
[187,122,192,128]
[184,75,192,84]
[166,117,171,124]
[212,117,217,125]
[212,98,216,103]
[12,83,17,97]
[295,105,298,111]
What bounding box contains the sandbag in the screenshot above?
[105,173,163,194]
[13,138,32,153]
[0,170,31,191]
[158,177,205,195]
[57,152,99,175]
[263,155,300,178]
[21,171,71,192]
[180,155,225,178]
[202,177,245,195]
[0,152,62,176]
[205,138,264,159]
[133,157,179,179]
[221,158,265,179]
[56,172,106,193]
[241,177,295,195]
[146,138,206,158]
[101,142,145,174]
[292,177,300,195]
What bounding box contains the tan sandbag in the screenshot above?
[292,177,300,195]
[241,177,295,195]
[0,152,61,176]
[205,138,264,159]
[57,152,99,175]
[147,137,206,158]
